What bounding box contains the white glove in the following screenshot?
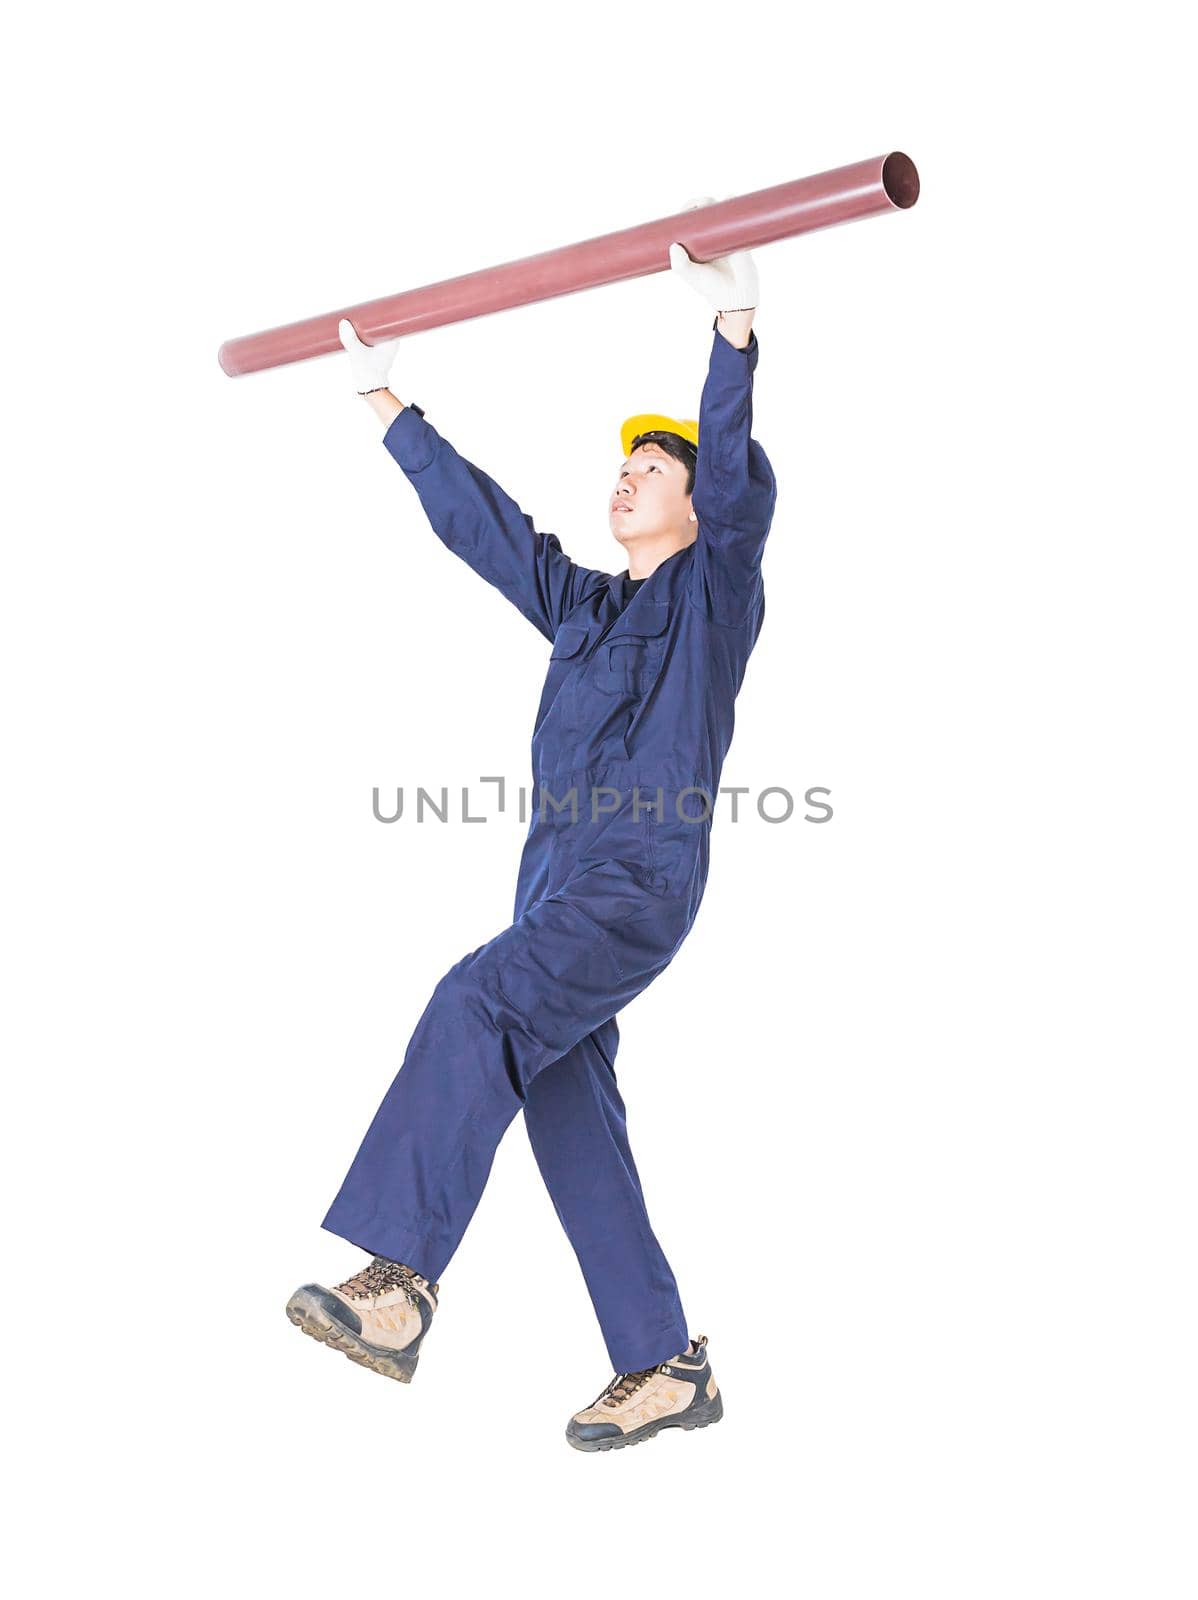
[669,194,759,313]
[338,318,401,395]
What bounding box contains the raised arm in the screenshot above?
[689,317,777,621]
[340,321,609,641]
[668,239,778,624]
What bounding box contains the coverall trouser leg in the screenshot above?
[321,844,700,1374]
[521,1021,688,1371]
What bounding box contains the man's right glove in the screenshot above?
[338,318,402,395]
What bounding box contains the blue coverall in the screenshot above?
[322,320,777,1372]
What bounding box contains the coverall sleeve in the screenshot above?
[689,318,778,624]
[381,405,611,641]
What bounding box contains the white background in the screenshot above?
[3,2,1194,1595]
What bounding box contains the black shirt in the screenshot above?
[620,575,646,609]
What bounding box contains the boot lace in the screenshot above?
[333,1255,425,1306]
[593,1362,662,1409]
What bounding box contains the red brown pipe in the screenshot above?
[218,151,919,377]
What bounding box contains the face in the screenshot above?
[608,441,695,547]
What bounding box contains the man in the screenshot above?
[286,233,777,1452]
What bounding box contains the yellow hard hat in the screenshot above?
[620,413,700,460]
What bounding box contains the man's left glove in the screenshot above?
[668,195,759,314]
[338,318,402,395]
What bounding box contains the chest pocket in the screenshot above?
[596,602,671,696]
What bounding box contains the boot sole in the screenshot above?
[566,1387,724,1452]
[285,1287,421,1383]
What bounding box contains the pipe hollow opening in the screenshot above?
[882,152,920,209]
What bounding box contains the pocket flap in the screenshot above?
[550,624,588,660]
[606,601,670,643]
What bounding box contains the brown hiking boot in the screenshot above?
[285,1255,439,1383]
[565,1333,724,1451]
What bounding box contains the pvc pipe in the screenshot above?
[218,151,919,378]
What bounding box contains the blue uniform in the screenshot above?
[323,321,777,1372]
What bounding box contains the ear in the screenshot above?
[689,510,697,522]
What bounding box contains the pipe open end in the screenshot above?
[882,152,920,209]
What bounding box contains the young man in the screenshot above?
[286,237,777,1452]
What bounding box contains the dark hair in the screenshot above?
[630,429,697,495]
